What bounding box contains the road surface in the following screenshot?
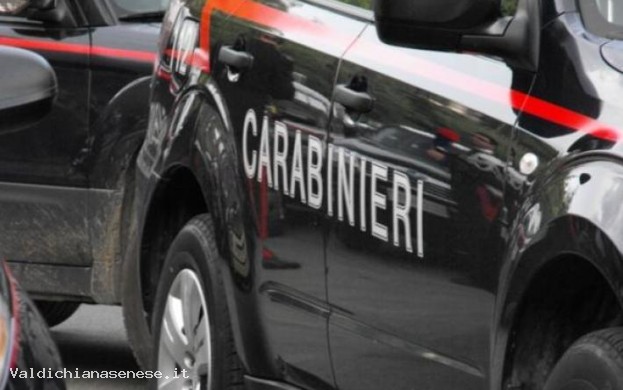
[52,304,147,390]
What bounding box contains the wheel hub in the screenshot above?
[157,269,212,390]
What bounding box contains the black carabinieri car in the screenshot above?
[129,0,623,389]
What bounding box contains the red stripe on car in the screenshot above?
[0,36,156,63]
[206,0,623,141]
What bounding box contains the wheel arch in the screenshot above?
[184,82,269,376]
[493,157,623,390]
[134,79,264,374]
[88,76,152,303]
[88,76,152,188]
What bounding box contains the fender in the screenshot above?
[87,76,152,189]
[190,85,278,379]
[85,76,152,303]
[492,155,623,389]
[119,83,216,366]
[136,78,275,377]
[186,80,277,378]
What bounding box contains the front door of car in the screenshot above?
[0,2,91,266]
[324,5,536,390]
[211,0,366,388]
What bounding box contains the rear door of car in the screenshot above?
[0,2,92,267]
[210,0,366,387]
[324,2,536,389]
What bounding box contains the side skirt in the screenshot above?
[8,262,93,302]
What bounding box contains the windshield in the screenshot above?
[110,0,169,18]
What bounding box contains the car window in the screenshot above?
[579,0,623,39]
[109,0,169,18]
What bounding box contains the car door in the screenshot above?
[324,2,536,389]
[211,0,366,388]
[0,2,91,266]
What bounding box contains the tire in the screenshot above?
[545,327,623,390]
[34,300,80,328]
[150,214,243,389]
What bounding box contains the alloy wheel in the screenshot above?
[157,269,212,390]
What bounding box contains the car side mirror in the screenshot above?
[374,0,541,71]
[0,47,57,133]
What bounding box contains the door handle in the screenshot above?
[218,46,254,70]
[333,84,374,113]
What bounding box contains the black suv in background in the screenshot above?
[1,45,66,390]
[126,0,623,389]
[0,0,163,325]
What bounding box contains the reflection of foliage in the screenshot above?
[338,0,373,10]
[501,0,518,17]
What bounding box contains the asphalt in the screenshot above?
[51,304,147,390]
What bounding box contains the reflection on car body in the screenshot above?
[131,0,623,389]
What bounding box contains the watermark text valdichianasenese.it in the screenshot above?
[10,368,191,380]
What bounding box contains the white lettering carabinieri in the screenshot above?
[242,109,424,257]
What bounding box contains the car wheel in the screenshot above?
[545,327,623,390]
[151,214,243,390]
[34,300,80,327]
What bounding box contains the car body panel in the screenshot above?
[0,0,160,302]
[212,1,367,387]
[325,24,535,390]
[0,14,91,267]
[139,0,366,386]
[492,10,623,389]
[134,1,623,390]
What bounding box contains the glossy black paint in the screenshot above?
[212,3,368,386]
[130,0,623,389]
[325,24,534,389]
[0,0,160,303]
